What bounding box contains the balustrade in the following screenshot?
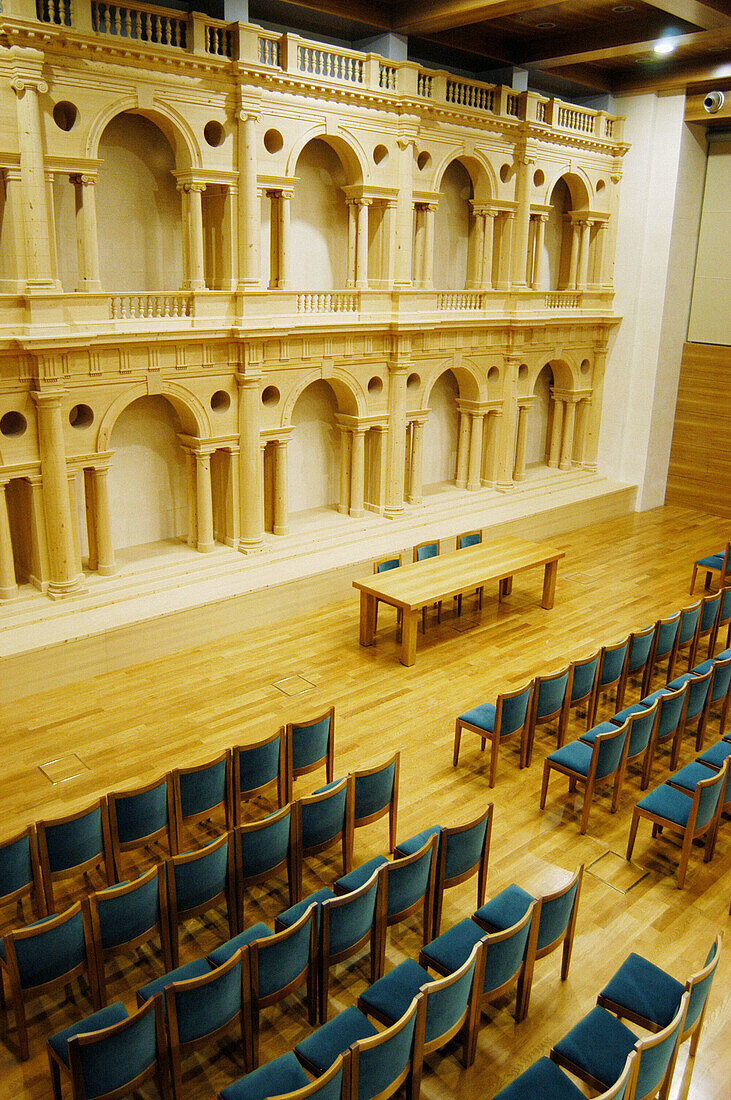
[437,293,485,310]
[296,292,359,313]
[258,33,280,67]
[297,45,364,83]
[109,294,192,319]
[445,79,494,112]
[91,0,187,48]
[545,292,581,309]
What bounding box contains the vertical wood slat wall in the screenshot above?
[665,342,731,519]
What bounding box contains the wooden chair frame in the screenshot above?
[429,804,493,938]
[47,993,171,1100]
[36,797,115,914]
[373,555,403,638]
[351,751,400,853]
[669,667,713,770]
[620,698,660,791]
[643,611,681,696]
[453,680,534,789]
[709,584,731,657]
[667,600,702,681]
[455,530,483,615]
[620,625,657,710]
[372,834,438,974]
[298,776,354,881]
[567,649,601,732]
[235,803,301,929]
[232,730,287,825]
[347,993,425,1100]
[285,707,336,803]
[106,773,175,880]
[166,831,237,968]
[273,1052,351,1100]
[413,540,442,631]
[171,748,233,856]
[85,863,174,1007]
[0,824,46,920]
[626,759,729,888]
[690,541,730,594]
[523,663,574,767]
[690,590,723,668]
[165,947,253,1100]
[540,718,631,835]
[588,637,630,726]
[640,683,687,781]
[0,900,100,1061]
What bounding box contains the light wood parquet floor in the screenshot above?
[1,504,729,1100]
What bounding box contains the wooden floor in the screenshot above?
[1,504,729,1100]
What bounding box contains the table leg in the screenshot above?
[400,610,419,666]
[498,576,513,601]
[542,559,558,609]
[359,592,377,645]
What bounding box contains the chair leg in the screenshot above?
[14,992,29,1062]
[579,780,594,835]
[489,734,499,789]
[626,810,640,861]
[452,722,462,767]
[690,564,698,593]
[539,762,550,809]
[677,830,693,888]
[318,955,329,1024]
[48,1052,63,1100]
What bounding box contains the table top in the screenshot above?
[352,537,565,612]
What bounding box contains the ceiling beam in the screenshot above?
[535,64,616,93]
[641,1,731,32]
[256,0,393,31]
[614,57,731,93]
[523,27,731,70]
[393,0,553,36]
[419,24,519,65]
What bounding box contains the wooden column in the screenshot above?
[236,370,264,551]
[338,426,351,515]
[567,220,580,290]
[349,428,366,517]
[273,438,289,535]
[384,201,397,287]
[455,410,471,488]
[413,206,425,286]
[422,203,436,289]
[394,135,415,287]
[355,200,370,290]
[532,214,547,289]
[467,413,484,490]
[482,410,500,487]
[220,184,237,290]
[560,398,577,470]
[185,450,197,547]
[1,168,27,291]
[406,419,424,505]
[237,110,260,288]
[93,465,115,575]
[467,204,484,289]
[0,481,18,600]
[182,182,206,290]
[497,211,514,290]
[346,201,357,288]
[195,451,215,552]
[72,174,101,291]
[481,210,496,289]
[511,152,533,288]
[584,350,606,472]
[548,394,564,468]
[513,404,529,482]
[11,68,56,288]
[496,359,519,491]
[577,220,591,290]
[574,398,590,468]
[32,389,82,597]
[278,189,292,289]
[385,349,409,516]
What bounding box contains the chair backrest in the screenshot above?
[626,700,659,759]
[653,612,680,660]
[107,774,173,859]
[173,749,232,823]
[421,937,484,1047]
[322,865,382,957]
[168,832,232,917]
[684,668,712,720]
[276,1053,350,1100]
[683,935,722,1035]
[352,752,399,829]
[535,864,583,953]
[592,720,630,780]
[232,730,286,804]
[481,902,536,995]
[627,625,656,673]
[598,638,629,687]
[457,530,482,549]
[534,665,572,721]
[299,777,352,854]
[600,1050,637,1100]
[236,803,297,889]
[166,946,247,1046]
[287,706,335,777]
[633,990,689,1100]
[570,650,600,705]
[441,804,493,886]
[677,601,701,646]
[37,796,110,877]
[709,654,731,703]
[690,759,729,831]
[3,900,90,990]
[68,994,166,1100]
[414,541,439,562]
[717,585,731,626]
[383,834,437,920]
[349,993,422,1100]
[655,684,688,740]
[87,863,167,954]
[0,824,44,914]
[496,682,534,737]
[698,590,722,634]
[375,556,401,573]
[249,904,315,1001]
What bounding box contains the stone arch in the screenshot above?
[97,382,210,452]
[423,358,482,406]
[281,370,361,428]
[432,152,494,204]
[286,127,366,187]
[542,168,592,212]
[87,98,200,171]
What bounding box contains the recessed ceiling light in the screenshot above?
[535,21,556,28]
[654,38,678,55]
[612,4,635,11]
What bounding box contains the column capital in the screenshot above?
[11,76,48,96]
[31,388,66,407]
[238,108,260,123]
[71,173,98,187]
[279,188,295,201]
[178,181,207,194]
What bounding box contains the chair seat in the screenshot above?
[697,741,731,769]
[335,856,388,894]
[294,1005,377,1075]
[552,1005,638,1089]
[207,923,272,968]
[610,705,647,726]
[667,672,698,690]
[636,785,693,827]
[474,884,534,932]
[696,554,725,569]
[640,688,671,706]
[277,889,335,931]
[600,953,683,1030]
[458,703,496,732]
[48,1001,128,1066]
[494,1056,590,1100]
[359,958,430,1029]
[137,958,211,1004]
[579,721,621,746]
[419,918,482,975]
[546,739,594,775]
[692,659,714,675]
[669,762,712,793]
[220,1051,310,1100]
[395,826,441,858]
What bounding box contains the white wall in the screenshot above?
[688,136,731,345]
[109,396,187,549]
[288,381,340,512]
[423,370,459,486]
[97,114,183,292]
[433,160,471,290]
[291,140,348,290]
[526,365,551,465]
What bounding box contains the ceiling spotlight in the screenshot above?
[535,21,556,28]
[653,38,678,55]
[612,4,635,10]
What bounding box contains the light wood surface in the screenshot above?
[0,505,729,1100]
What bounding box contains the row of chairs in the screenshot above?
[454,585,731,787]
[496,935,722,1100]
[690,540,730,593]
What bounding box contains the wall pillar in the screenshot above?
[513,403,530,482]
[406,418,424,505]
[577,220,591,290]
[237,111,260,288]
[11,67,56,289]
[567,220,580,290]
[355,199,370,290]
[338,426,351,515]
[94,465,116,575]
[511,152,533,288]
[598,221,611,288]
[2,169,27,290]
[481,410,500,486]
[346,201,357,287]
[467,204,485,289]
[72,174,101,291]
[394,135,415,287]
[548,394,564,468]
[185,450,197,547]
[0,481,18,600]
[467,413,484,490]
[532,214,547,289]
[32,390,83,597]
[220,184,238,290]
[481,210,496,289]
[455,410,471,489]
[384,201,397,287]
[236,370,264,550]
[349,427,366,517]
[385,349,409,516]
[584,350,606,471]
[413,205,425,286]
[195,450,215,552]
[278,189,292,289]
[560,398,577,470]
[180,181,206,290]
[574,398,590,467]
[273,437,289,535]
[422,203,436,289]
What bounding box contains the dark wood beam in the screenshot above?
[536,63,616,92]
[642,1,731,32]
[257,0,393,31]
[393,0,553,35]
[420,24,519,65]
[524,27,731,69]
[613,57,731,92]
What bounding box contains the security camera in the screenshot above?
[703,91,725,114]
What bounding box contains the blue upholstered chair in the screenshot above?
[171,749,232,855]
[643,611,681,695]
[689,651,731,740]
[395,803,493,937]
[295,995,424,1100]
[419,901,536,1022]
[358,937,485,1077]
[667,753,731,856]
[165,948,252,1099]
[85,864,173,1006]
[550,990,689,1100]
[220,1050,349,1100]
[666,600,702,681]
[0,824,46,920]
[620,625,657,708]
[626,758,729,887]
[690,541,730,595]
[665,665,713,768]
[710,584,731,656]
[276,863,384,1023]
[373,556,402,637]
[690,590,723,667]
[472,864,583,1021]
[454,681,534,788]
[351,751,400,852]
[597,935,721,1069]
[106,773,174,879]
[603,698,660,790]
[298,776,354,878]
[235,803,300,928]
[540,718,630,835]
[588,637,629,726]
[36,797,115,913]
[0,900,100,1061]
[286,707,335,801]
[635,682,687,780]
[165,832,237,967]
[232,730,287,824]
[493,1050,636,1100]
[414,540,441,631]
[697,738,731,770]
[567,650,601,731]
[523,663,574,767]
[455,530,483,614]
[47,994,170,1100]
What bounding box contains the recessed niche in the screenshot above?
[487,367,500,382]
[264,128,284,154]
[0,411,27,437]
[204,120,225,148]
[373,144,388,165]
[406,372,421,390]
[262,385,280,407]
[581,359,591,375]
[53,101,78,132]
[533,169,545,187]
[500,163,511,183]
[518,364,528,379]
[596,179,606,193]
[367,376,383,394]
[211,390,231,412]
[416,151,431,171]
[69,403,93,428]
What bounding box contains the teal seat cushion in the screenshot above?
[137,958,211,1005]
[48,1002,128,1066]
[294,1005,377,1075]
[474,884,533,932]
[692,659,714,675]
[667,672,698,690]
[641,688,671,706]
[600,953,683,1029]
[696,554,724,568]
[546,740,593,775]
[207,923,272,968]
[358,958,430,1027]
[395,826,441,858]
[637,784,694,826]
[610,704,646,725]
[458,703,496,732]
[552,1005,637,1089]
[335,856,388,894]
[420,918,482,975]
[220,1051,310,1100]
[277,889,334,931]
[494,1056,587,1100]
[697,741,731,768]
[670,762,710,793]
[579,721,620,746]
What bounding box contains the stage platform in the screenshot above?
[1,469,636,701]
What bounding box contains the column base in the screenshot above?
[0,584,19,601]
[349,508,365,519]
[466,481,481,491]
[77,280,102,292]
[97,564,117,577]
[197,541,216,553]
[238,538,265,553]
[405,495,423,506]
[480,479,496,489]
[47,575,86,600]
[514,473,526,482]
[383,506,404,519]
[583,463,598,473]
[337,504,349,515]
[559,460,572,471]
[237,279,260,291]
[273,524,290,536]
[495,481,515,493]
[455,478,467,490]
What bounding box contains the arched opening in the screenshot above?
[433,161,473,290]
[526,364,553,469]
[5,478,33,587]
[288,380,341,518]
[544,178,572,291]
[422,370,460,493]
[109,396,187,552]
[291,140,349,290]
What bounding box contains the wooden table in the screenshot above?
[353,537,565,666]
